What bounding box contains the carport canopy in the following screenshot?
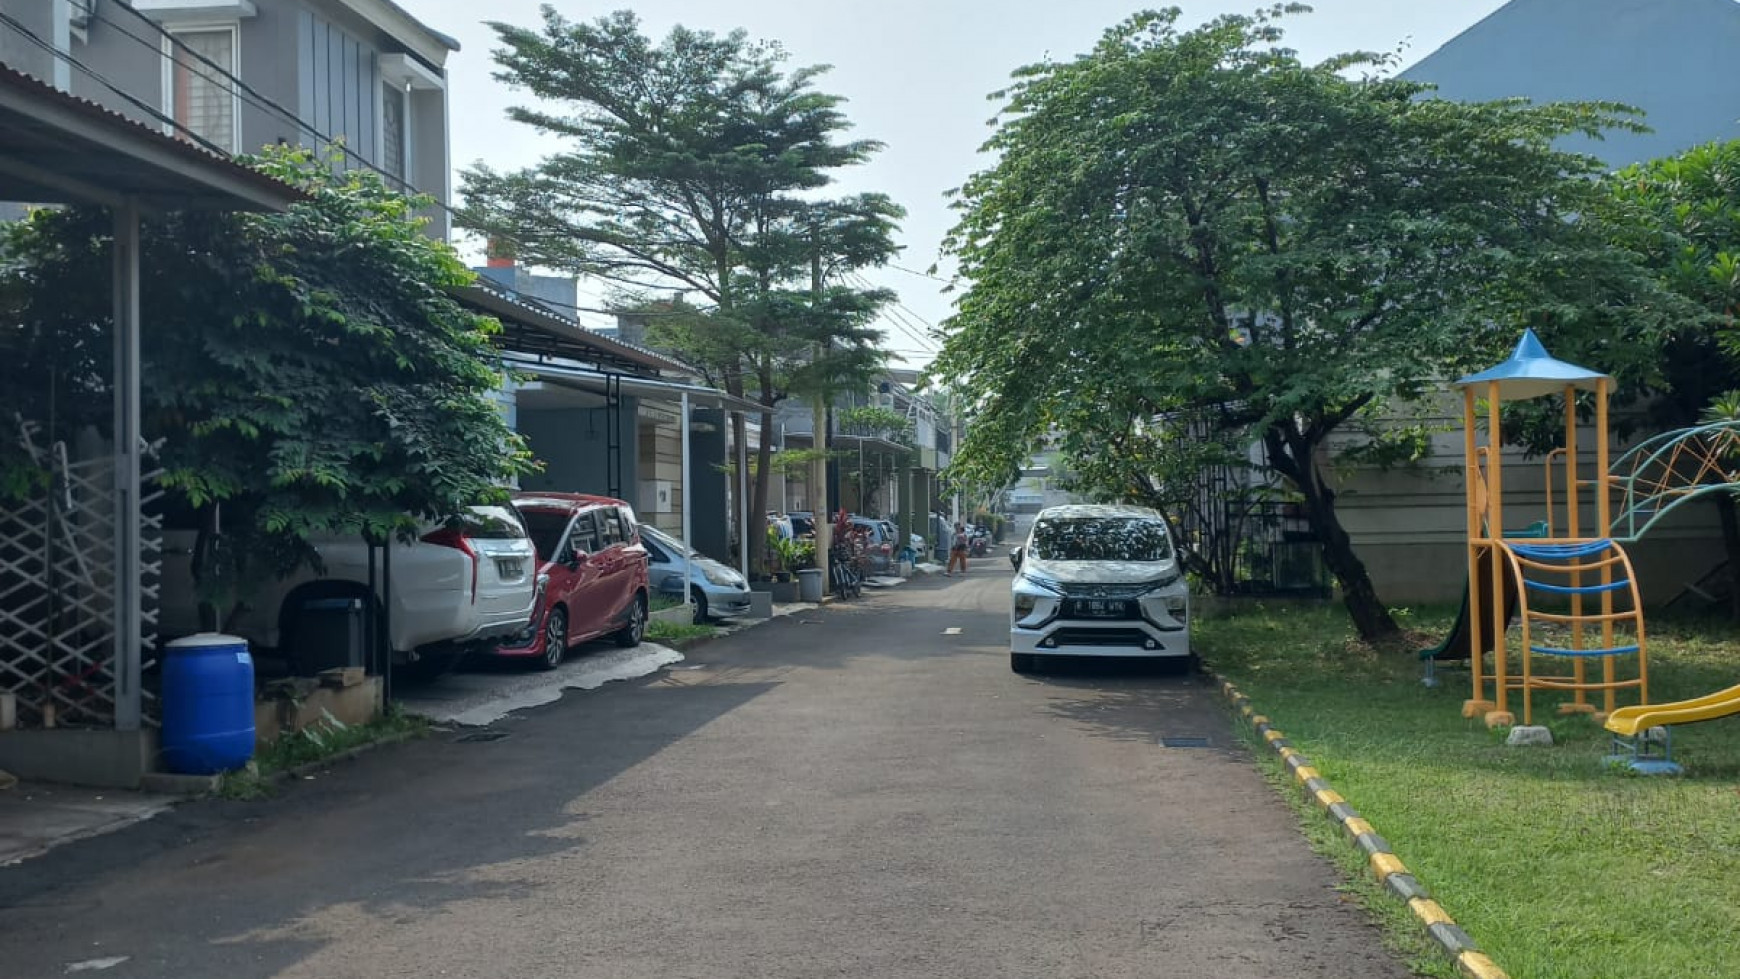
[0,66,301,731]
[0,65,300,211]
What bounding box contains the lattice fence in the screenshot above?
[0,421,161,728]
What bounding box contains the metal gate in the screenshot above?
[0,422,160,728]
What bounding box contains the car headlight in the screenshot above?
[1014,592,1040,616]
[703,565,742,587]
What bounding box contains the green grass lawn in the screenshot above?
[645,618,720,644]
[1200,602,1740,979]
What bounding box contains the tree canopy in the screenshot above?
[0,148,531,620]
[463,7,904,571]
[930,5,1695,639]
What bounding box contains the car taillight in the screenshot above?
[422,527,479,604]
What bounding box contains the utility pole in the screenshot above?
[810,234,831,593]
[950,399,963,526]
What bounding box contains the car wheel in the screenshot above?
[1010,653,1037,674]
[535,606,568,671]
[614,593,646,648]
[691,587,711,625]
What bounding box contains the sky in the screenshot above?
[410,0,1510,365]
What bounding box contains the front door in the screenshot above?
[589,506,632,626]
[563,511,608,640]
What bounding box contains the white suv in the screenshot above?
[1008,504,1190,673]
[157,505,539,673]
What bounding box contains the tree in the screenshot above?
[1593,141,1740,616]
[461,8,902,572]
[930,6,1693,641]
[0,147,532,626]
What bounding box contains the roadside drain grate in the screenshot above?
[1159,736,1212,748]
[454,731,510,743]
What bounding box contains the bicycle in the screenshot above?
[829,543,864,599]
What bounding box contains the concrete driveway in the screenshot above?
[0,567,1411,979]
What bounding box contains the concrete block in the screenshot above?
[1384,873,1431,903]
[1506,725,1554,747]
[651,605,695,627]
[746,591,773,618]
[1427,922,1481,958]
[139,772,220,796]
[256,678,382,748]
[1353,831,1393,858]
[0,728,157,789]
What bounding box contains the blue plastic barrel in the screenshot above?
[160,634,256,775]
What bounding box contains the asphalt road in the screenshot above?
[0,568,1413,979]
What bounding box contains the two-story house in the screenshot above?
[0,0,456,235]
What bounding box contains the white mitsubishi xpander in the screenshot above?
[1008,504,1190,674]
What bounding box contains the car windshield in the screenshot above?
[517,510,571,560]
[641,527,692,559]
[1030,517,1172,562]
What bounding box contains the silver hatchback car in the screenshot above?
[638,525,753,623]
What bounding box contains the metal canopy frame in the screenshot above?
[511,361,759,588]
[0,67,299,731]
[458,284,686,377]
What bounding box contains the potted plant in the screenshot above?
[768,535,807,601]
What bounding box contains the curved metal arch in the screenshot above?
[1609,421,1740,541]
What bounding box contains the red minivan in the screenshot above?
[495,493,651,669]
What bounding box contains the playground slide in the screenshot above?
[1604,682,1740,737]
[1420,557,1521,662]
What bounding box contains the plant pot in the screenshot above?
[796,568,824,603]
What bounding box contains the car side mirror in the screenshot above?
[563,548,585,569]
[1009,546,1023,569]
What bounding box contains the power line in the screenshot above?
[888,262,953,284]
[94,2,410,189]
[32,9,926,363]
[846,272,940,352]
[0,11,230,160]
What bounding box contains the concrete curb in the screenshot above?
[1215,674,1511,979]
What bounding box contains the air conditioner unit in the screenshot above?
[639,479,674,514]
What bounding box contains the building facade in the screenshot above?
[0,0,456,235]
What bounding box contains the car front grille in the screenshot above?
[1056,579,1170,599]
[1047,628,1154,647]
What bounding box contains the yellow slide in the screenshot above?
[1605,682,1740,736]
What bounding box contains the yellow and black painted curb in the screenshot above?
[1215,675,1509,979]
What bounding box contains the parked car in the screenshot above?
[845,516,896,574]
[157,504,539,675]
[785,511,817,539]
[1007,504,1190,674]
[496,493,651,670]
[639,525,752,623]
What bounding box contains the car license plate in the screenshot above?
[496,557,524,578]
[1077,599,1125,618]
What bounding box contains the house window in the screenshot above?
[166,27,238,152]
[381,83,407,182]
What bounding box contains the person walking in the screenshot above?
[945,522,969,577]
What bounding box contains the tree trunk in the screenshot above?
[750,407,776,576]
[1272,428,1398,641]
[1296,476,1397,640]
[1715,492,1740,622]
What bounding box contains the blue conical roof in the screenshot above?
[1453,329,1609,400]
